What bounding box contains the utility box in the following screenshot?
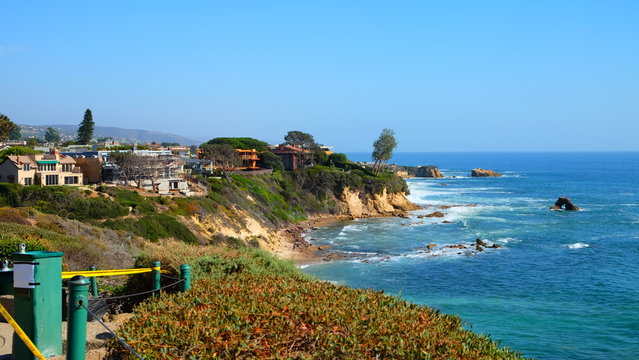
[12,251,64,359]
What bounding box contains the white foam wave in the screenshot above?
[566,243,590,249]
[495,237,521,244]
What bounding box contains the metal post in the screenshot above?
[67,276,89,360]
[180,264,191,292]
[152,261,161,295]
[89,266,98,296]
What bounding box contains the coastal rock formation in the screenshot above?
[339,188,420,218]
[417,211,445,218]
[550,197,580,211]
[416,166,444,178]
[471,168,503,177]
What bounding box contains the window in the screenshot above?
[45,175,59,185]
[62,164,73,172]
[64,176,79,185]
[38,163,57,171]
[23,164,30,171]
[24,178,32,186]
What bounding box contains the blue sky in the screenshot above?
[1,1,638,151]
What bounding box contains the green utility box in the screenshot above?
[12,251,64,359]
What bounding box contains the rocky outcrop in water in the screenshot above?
[417,211,445,218]
[416,166,444,178]
[550,197,580,211]
[471,168,503,177]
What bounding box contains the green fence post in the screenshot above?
[89,266,98,297]
[67,275,90,360]
[180,264,191,292]
[152,261,161,295]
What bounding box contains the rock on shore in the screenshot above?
[416,166,444,178]
[471,168,503,177]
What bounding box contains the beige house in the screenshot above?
[0,149,83,186]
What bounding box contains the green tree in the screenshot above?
[371,128,397,175]
[257,151,284,170]
[329,153,348,165]
[26,137,42,147]
[8,124,21,140]
[0,113,17,142]
[0,146,43,161]
[44,127,61,143]
[200,144,242,181]
[284,131,318,150]
[76,108,94,144]
[206,137,270,152]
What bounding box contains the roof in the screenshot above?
[270,145,311,154]
[6,155,37,166]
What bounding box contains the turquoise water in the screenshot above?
[302,152,639,359]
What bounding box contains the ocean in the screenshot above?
[301,152,639,360]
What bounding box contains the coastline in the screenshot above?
[274,207,420,266]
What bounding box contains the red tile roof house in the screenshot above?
[0,148,84,186]
[269,145,312,171]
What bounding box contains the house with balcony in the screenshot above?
[0,148,83,186]
[269,145,312,171]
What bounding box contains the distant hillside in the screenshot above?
[18,124,203,145]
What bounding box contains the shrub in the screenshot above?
[114,273,527,360]
[102,214,198,244]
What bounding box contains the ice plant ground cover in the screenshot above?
[114,272,527,359]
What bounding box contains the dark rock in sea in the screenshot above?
[442,220,452,224]
[476,238,488,247]
[417,211,445,218]
[471,168,503,177]
[445,244,466,249]
[491,244,501,248]
[427,243,437,250]
[475,244,484,251]
[323,253,347,261]
[550,197,580,211]
[416,166,444,178]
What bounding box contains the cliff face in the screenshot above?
[184,186,418,252]
[338,188,419,218]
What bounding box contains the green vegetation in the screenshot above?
[256,150,284,170]
[102,214,198,244]
[0,113,17,142]
[114,253,526,359]
[284,130,318,149]
[205,137,270,151]
[0,184,157,220]
[44,127,61,143]
[372,128,398,174]
[0,146,42,161]
[76,108,94,144]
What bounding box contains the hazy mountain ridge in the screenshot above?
[18,124,203,145]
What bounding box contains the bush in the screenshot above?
[102,214,198,244]
[114,273,526,360]
[0,235,47,263]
